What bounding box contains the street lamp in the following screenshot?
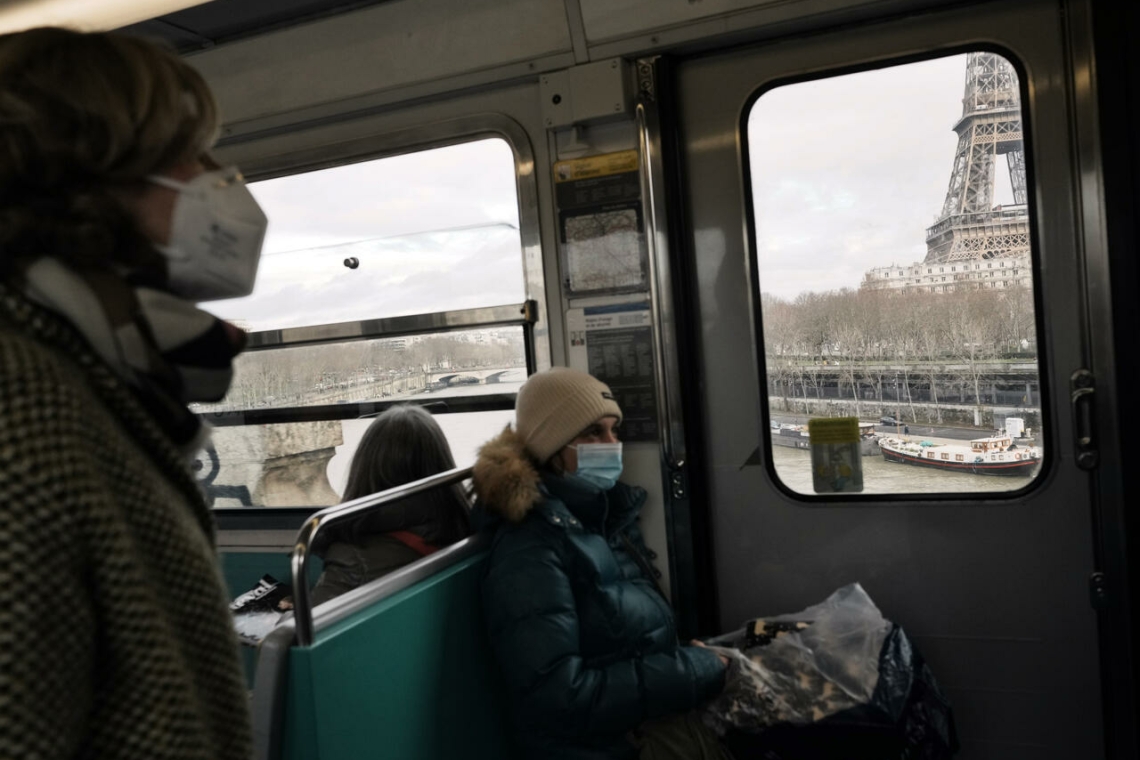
[894,372,901,422]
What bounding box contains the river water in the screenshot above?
[770,445,1038,495]
[331,389,1038,499]
[228,377,1036,506]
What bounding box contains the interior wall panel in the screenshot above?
[189,0,572,125]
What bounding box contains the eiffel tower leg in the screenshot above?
[1007,150,1027,205]
[941,132,972,218]
[963,132,996,214]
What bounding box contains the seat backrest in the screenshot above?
[251,535,516,760]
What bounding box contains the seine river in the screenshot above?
[313,380,1043,500]
[328,389,1038,498]
[770,445,1038,495]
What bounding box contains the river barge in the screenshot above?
[879,434,1041,475]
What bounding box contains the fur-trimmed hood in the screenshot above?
[472,425,542,523]
[473,425,648,534]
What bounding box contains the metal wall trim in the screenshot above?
[201,394,518,429]
[244,302,534,351]
[1064,0,1138,754]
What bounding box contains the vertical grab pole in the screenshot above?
[291,517,320,647]
[636,56,686,472]
[635,56,720,639]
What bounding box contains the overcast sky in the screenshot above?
[210,53,1020,330]
[748,53,1017,301]
[212,138,525,331]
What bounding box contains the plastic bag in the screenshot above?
[718,625,958,760]
[703,584,958,760]
[703,583,891,733]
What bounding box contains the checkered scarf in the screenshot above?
[14,257,244,454]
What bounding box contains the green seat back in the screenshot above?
[280,550,515,760]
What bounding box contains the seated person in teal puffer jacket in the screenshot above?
[473,367,728,759]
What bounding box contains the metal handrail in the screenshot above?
[290,465,474,646]
[636,63,686,470]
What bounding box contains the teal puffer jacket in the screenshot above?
[473,427,726,759]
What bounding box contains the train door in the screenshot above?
[671,0,1122,757]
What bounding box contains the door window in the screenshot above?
[747,52,1043,495]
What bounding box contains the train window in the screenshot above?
[747,52,1043,495]
[196,406,516,509]
[196,137,528,508]
[196,328,527,414]
[215,138,523,331]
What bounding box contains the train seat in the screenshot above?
[247,534,516,760]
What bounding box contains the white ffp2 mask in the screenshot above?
[148,168,268,302]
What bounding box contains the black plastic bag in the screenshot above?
[720,625,959,760]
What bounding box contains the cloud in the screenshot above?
[212,137,526,331]
[209,54,1026,325]
[246,137,520,254]
[744,53,1022,299]
[214,226,526,331]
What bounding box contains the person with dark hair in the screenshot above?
[0,27,262,759]
[310,404,472,605]
[473,367,729,759]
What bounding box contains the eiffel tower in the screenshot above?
[925,53,1029,264]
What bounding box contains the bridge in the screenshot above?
[425,366,526,386]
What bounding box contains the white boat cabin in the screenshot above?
[971,436,1014,453]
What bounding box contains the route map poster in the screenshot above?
[554,150,648,294]
[567,303,658,442]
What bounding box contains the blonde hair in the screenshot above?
[0,27,219,270]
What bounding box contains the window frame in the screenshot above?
[202,115,545,511]
[739,45,1052,502]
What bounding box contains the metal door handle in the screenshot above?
[1070,369,1097,470]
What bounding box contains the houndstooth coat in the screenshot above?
[0,285,252,759]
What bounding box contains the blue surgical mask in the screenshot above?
[570,442,623,491]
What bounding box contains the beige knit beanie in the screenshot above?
[514,367,623,464]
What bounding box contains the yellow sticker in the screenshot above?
[807,417,860,445]
[808,417,864,493]
[553,150,639,183]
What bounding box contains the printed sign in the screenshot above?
[554,150,647,294]
[566,303,658,442]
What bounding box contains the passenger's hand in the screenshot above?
[691,638,729,667]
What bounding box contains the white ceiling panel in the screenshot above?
[191,0,571,125]
[578,0,955,45]
[579,0,788,43]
